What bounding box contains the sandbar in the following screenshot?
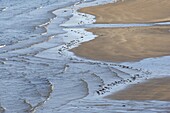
[72,26,170,62]
[79,0,170,24]
[105,77,170,101]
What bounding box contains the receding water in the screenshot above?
[0,0,170,113]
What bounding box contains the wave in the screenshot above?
[0,0,170,113]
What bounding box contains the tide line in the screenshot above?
[62,22,170,29]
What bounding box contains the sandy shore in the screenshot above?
[72,26,170,62]
[79,0,170,24]
[71,0,170,101]
[72,0,170,62]
[105,77,170,101]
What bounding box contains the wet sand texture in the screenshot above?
[105,77,170,101]
[72,26,170,62]
[79,0,170,23]
[72,0,170,101]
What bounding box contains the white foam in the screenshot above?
[0,45,6,48]
[1,0,170,112]
[122,56,170,77]
[61,0,170,100]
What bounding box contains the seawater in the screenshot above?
[0,0,170,113]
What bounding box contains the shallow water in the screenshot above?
[0,0,170,113]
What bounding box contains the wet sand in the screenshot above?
[72,26,170,62]
[105,77,170,101]
[71,0,170,101]
[72,0,170,62]
[79,0,170,24]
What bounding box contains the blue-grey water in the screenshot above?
[0,0,170,113]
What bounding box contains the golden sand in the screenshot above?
[105,77,170,101]
[71,0,170,101]
[72,0,170,100]
[79,0,170,24]
[72,26,170,62]
[72,0,170,62]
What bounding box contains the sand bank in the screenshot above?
[72,26,170,62]
[105,77,170,101]
[79,0,170,24]
[71,0,170,102]
[72,0,170,62]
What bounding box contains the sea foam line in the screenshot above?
[60,0,170,98]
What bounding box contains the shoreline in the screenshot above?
[72,26,170,63]
[72,0,170,63]
[105,77,170,101]
[1,0,170,112]
[49,0,154,101]
[79,0,170,24]
[70,0,170,101]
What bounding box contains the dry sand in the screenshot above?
[105,77,170,101]
[79,0,170,23]
[72,26,170,62]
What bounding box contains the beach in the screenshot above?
[79,0,170,23]
[72,0,170,102]
[0,0,170,112]
[72,26,170,62]
[73,0,170,63]
[106,77,170,101]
